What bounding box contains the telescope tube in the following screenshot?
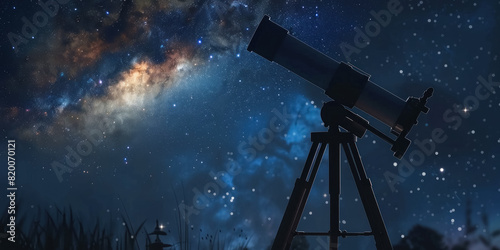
[247,15,407,134]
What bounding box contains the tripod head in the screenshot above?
[321,101,368,138]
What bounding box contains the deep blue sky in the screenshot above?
[1,0,499,249]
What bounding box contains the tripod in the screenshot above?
[272,102,393,250]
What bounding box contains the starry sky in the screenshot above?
[1,0,500,249]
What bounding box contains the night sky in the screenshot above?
[1,0,499,249]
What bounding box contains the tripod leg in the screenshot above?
[329,139,341,250]
[272,141,327,250]
[342,136,393,250]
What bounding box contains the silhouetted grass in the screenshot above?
[0,205,143,250]
[1,200,252,250]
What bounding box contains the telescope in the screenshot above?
[247,15,432,158]
[247,15,433,250]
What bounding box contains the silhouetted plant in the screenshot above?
[0,206,142,250]
[170,185,252,249]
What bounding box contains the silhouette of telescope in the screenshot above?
[248,15,432,158]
